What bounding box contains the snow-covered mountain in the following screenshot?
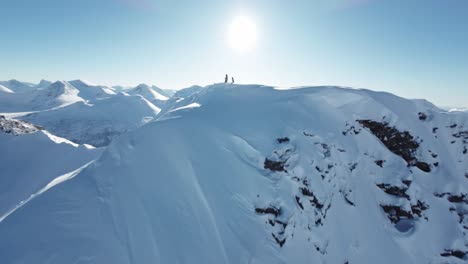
[68,80,116,101]
[0,79,35,93]
[126,84,169,108]
[0,116,102,220]
[0,80,85,112]
[0,84,466,263]
[35,79,53,89]
[20,93,160,147]
[29,81,85,109]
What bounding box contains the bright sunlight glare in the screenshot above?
[227,15,258,53]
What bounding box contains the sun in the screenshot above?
[227,15,258,53]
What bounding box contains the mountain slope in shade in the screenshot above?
[0,116,102,219]
[20,93,160,147]
[0,84,467,263]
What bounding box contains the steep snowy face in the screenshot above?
[20,93,160,147]
[0,116,102,220]
[0,84,467,264]
[68,80,116,101]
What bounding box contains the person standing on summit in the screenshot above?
[224,74,228,83]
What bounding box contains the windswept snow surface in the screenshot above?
[0,84,467,263]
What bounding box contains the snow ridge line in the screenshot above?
[0,161,94,223]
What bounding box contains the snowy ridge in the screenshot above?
[0,161,94,223]
[0,83,466,263]
[0,84,13,93]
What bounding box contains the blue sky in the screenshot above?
[1,0,467,106]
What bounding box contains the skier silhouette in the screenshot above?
[224,74,228,83]
[231,77,235,83]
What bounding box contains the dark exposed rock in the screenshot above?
[277,137,290,144]
[357,120,431,172]
[411,200,429,217]
[415,162,431,173]
[440,249,467,259]
[447,194,467,204]
[272,233,286,247]
[303,131,314,137]
[255,207,280,217]
[343,192,355,206]
[380,205,413,223]
[349,162,358,172]
[357,120,418,162]
[264,158,286,172]
[0,116,42,135]
[295,196,304,210]
[433,162,439,167]
[433,127,439,133]
[375,160,385,168]
[402,180,412,187]
[449,124,458,129]
[381,200,428,224]
[418,112,427,121]
[376,183,409,199]
[453,131,468,139]
[300,188,324,209]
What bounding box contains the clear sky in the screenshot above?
[1,0,467,107]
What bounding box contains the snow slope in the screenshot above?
[0,84,467,263]
[20,93,160,147]
[0,116,102,219]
